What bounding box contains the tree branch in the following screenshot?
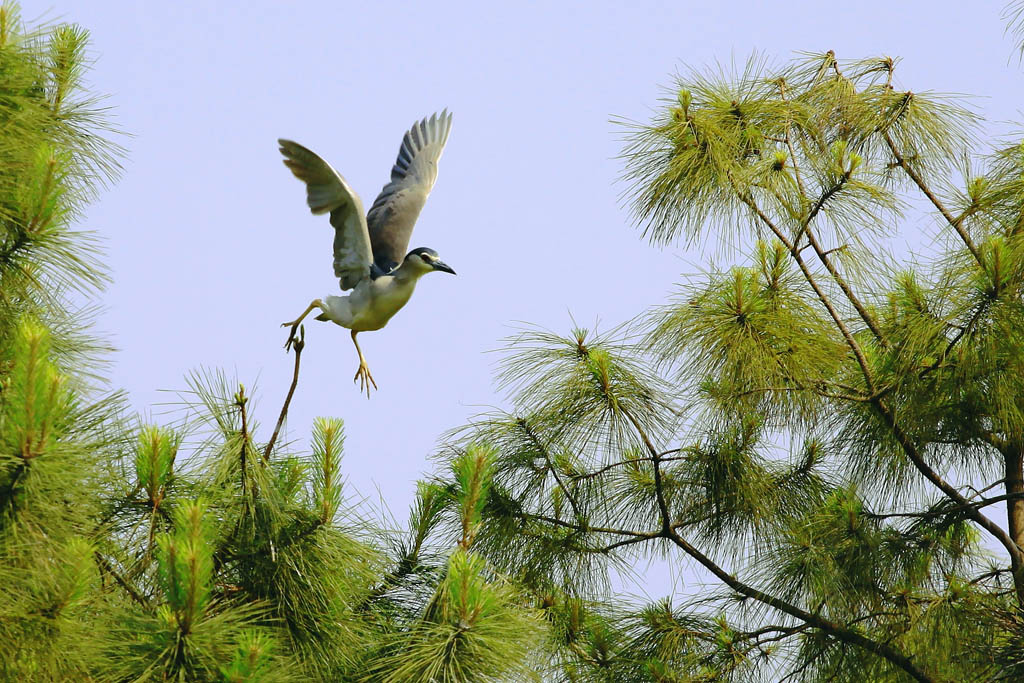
[94,551,149,610]
[867,491,1024,520]
[740,183,1021,577]
[801,220,887,344]
[870,400,1024,569]
[264,325,304,463]
[569,451,686,482]
[517,418,585,522]
[777,78,809,201]
[620,404,673,535]
[664,529,934,683]
[526,512,654,539]
[234,385,250,494]
[739,191,877,393]
[883,131,984,267]
[521,478,934,679]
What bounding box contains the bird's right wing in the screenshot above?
[366,111,453,272]
[278,139,373,291]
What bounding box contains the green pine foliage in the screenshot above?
[1007,1,1024,61]
[0,3,548,681]
[414,43,1024,682]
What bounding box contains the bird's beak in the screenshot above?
[433,260,456,275]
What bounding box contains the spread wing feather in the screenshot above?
[278,139,373,291]
[366,110,453,272]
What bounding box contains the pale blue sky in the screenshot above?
[28,1,1023,595]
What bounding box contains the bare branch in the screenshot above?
[264,325,305,463]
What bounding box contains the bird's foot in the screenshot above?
[281,321,301,351]
[353,359,377,399]
[280,300,322,351]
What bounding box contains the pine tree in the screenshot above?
[416,20,1024,683]
[0,2,124,677]
[0,4,546,680]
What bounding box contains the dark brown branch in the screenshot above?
[783,163,887,345]
[618,316,932,679]
[235,385,250,493]
[264,325,304,463]
[870,400,1024,569]
[739,191,877,393]
[968,567,1011,586]
[740,181,1019,573]
[517,418,585,521]
[783,60,883,345]
[620,405,674,535]
[731,384,871,402]
[664,530,933,682]
[867,491,1024,520]
[569,451,687,482]
[968,477,1007,500]
[917,302,988,382]
[526,512,654,539]
[883,131,983,267]
[802,219,887,344]
[94,551,149,610]
[526,503,932,678]
[794,171,850,246]
[736,623,811,652]
[599,534,660,553]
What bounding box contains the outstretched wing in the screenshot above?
[278,139,373,291]
[366,110,453,273]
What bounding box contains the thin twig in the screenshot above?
[94,551,149,610]
[517,418,585,521]
[527,512,655,538]
[264,325,304,463]
[570,451,686,482]
[235,385,249,493]
[619,404,673,536]
[866,492,1024,520]
[883,131,983,267]
[738,190,877,391]
[802,216,887,344]
[777,78,808,201]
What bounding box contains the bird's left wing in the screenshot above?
[366,110,453,272]
[278,139,373,291]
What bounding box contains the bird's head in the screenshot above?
[405,247,456,275]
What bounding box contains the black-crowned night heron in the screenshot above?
[278,111,455,397]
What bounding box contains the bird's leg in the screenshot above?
[350,330,377,398]
[281,299,323,351]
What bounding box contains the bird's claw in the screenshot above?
[281,322,304,352]
[353,361,377,399]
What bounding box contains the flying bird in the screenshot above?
[278,111,455,397]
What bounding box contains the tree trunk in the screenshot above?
[1004,446,1024,605]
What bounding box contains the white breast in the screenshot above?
[332,276,418,332]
